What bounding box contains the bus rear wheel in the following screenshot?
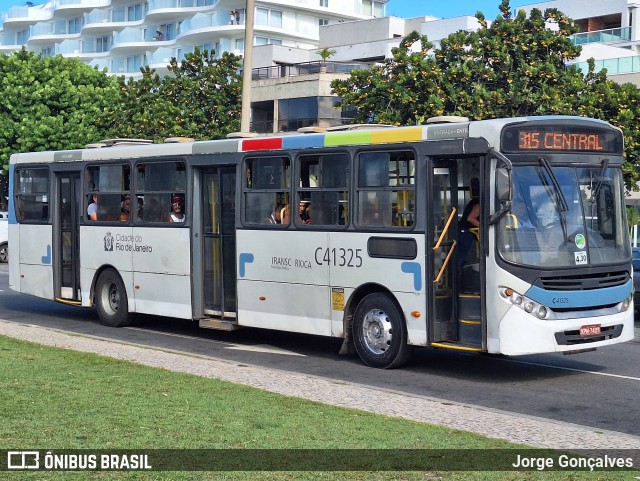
[95,269,136,327]
[352,293,411,369]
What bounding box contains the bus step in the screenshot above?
[459,319,482,345]
[458,294,480,320]
[199,319,241,331]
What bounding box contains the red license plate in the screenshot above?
[579,324,601,336]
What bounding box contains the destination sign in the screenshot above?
[501,124,622,154]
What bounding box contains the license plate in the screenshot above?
[579,324,601,336]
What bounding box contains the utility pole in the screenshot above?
[240,0,255,133]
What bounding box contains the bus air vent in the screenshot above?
[537,271,629,291]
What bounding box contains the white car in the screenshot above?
[0,211,7,263]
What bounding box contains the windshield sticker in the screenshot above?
[574,251,587,265]
[574,233,586,250]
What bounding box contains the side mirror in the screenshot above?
[496,167,512,202]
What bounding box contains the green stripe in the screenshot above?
[324,131,372,146]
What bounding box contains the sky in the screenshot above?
[385,0,535,19]
[0,1,539,20]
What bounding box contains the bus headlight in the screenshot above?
[622,296,631,311]
[502,287,550,319]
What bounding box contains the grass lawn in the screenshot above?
[0,335,634,480]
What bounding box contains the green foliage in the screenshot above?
[106,48,242,142]
[316,47,336,64]
[0,48,119,170]
[332,0,640,190]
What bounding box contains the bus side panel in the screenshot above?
[18,224,54,299]
[79,225,133,307]
[328,232,428,346]
[131,226,192,319]
[236,230,331,335]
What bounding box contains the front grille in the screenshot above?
[555,325,623,345]
[537,271,629,291]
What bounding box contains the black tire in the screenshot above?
[94,269,136,327]
[352,293,412,369]
[0,242,7,263]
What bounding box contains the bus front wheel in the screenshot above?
[352,293,411,369]
[95,269,136,327]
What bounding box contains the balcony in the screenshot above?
[573,55,640,75]
[2,5,52,26]
[251,61,371,80]
[571,27,631,45]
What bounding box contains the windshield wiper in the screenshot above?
[590,158,610,203]
[539,157,569,242]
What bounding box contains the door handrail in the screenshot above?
[433,207,457,251]
[434,240,456,284]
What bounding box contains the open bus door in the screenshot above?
[194,166,238,329]
[430,162,459,343]
[429,159,484,350]
[54,171,81,303]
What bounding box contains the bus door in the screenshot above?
[55,172,81,302]
[429,162,459,342]
[199,166,237,322]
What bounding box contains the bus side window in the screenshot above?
[243,157,290,225]
[356,151,415,228]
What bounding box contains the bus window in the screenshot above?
[86,164,130,222]
[297,153,349,226]
[243,157,290,225]
[135,162,186,223]
[15,167,49,222]
[357,151,415,228]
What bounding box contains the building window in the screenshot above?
[256,7,282,28]
[297,154,349,226]
[243,157,290,225]
[319,18,328,26]
[15,168,49,222]
[16,29,29,44]
[319,0,328,6]
[235,38,244,51]
[41,46,54,57]
[127,3,143,21]
[96,36,110,52]
[126,55,143,72]
[357,151,415,227]
[68,17,82,34]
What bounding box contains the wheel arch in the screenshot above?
[342,282,405,340]
[90,264,131,310]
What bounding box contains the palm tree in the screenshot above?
[316,47,336,72]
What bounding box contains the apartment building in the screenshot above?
[0,0,387,77]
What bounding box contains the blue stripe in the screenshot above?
[526,280,632,309]
[282,134,325,150]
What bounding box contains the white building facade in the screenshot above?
[0,0,388,77]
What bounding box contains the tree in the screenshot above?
[0,49,120,207]
[331,0,640,190]
[106,48,242,142]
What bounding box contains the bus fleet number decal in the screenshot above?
[315,247,363,268]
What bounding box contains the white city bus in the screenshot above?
[8,116,635,368]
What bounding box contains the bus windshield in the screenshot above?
[498,163,630,268]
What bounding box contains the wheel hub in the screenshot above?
[361,309,393,355]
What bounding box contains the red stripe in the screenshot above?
[242,138,283,151]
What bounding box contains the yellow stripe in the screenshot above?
[460,320,481,325]
[431,342,485,352]
[371,127,423,144]
[55,298,82,306]
[459,294,480,299]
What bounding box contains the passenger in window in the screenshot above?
[136,197,144,220]
[87,194,98,221]
[170,194,185,223]
[266,204,284,224]
[299,201,311,224]
[120,195,131,222]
